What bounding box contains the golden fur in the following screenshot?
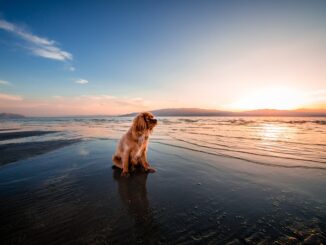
[112,112,157,177]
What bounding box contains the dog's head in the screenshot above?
[132,112,157,134]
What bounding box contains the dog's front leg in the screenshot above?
[121,151,130,177]
[140,149,156,173]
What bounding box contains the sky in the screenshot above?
[0,0,325,116]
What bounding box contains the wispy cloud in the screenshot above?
[0,18,72,61]
[0,93,22,101]
[0,93,152,116]
[0,80,11,85]
[52,95,63,100]
[308,89,326,96]
[75,79,89,84]
[31,46,72,61]
[305,89,326,105]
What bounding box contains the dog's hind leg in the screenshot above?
[121,151,130,177]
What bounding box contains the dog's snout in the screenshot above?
[152,119,157,123]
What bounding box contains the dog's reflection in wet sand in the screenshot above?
[113,166,160,242]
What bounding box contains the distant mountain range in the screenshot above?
[120,108,326,117]
[0,113,25,119]
[1,109,325,118]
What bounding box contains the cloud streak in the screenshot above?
[75,79,89,84]
[0,80,11,85]
[227,88,326,110]
[0,93,23,101]
[0,18,72,61]
[0,93,152,116]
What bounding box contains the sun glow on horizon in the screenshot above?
[228,87,308,111]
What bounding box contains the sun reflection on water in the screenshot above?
[259,123,296,143]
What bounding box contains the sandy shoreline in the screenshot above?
[0,129,81,166]
[0,136,325,244]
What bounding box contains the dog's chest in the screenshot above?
[134,135,148,157]
[138,134,148,145]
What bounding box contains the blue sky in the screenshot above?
[0,0,325,115]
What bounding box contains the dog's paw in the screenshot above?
[121,171,130,177]
[146,167,156,173]
[130,165,136,172]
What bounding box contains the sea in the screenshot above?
[1,116,325,170]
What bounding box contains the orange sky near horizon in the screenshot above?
[0,87,325,116]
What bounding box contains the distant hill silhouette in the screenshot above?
[120,108,326,117]
[0,113,25,119]
[121,108,234,117]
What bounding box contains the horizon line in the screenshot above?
[2,107,326,118]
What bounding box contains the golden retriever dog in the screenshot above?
[112,112,157,177]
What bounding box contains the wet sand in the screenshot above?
[0,129,81,166]
[0,139,81,166]
[0,130,58,141]
[0,139,325,244]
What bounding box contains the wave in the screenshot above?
[178,119,200,123]
[175,131,326,147]
[270,120,326,125]
[168,136,326,164]
[160,118,326,126]
[153,141,326,171]
[173,135,323,160]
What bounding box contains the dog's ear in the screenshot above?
[132,113,147,133]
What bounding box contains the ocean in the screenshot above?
[1,116,325,169]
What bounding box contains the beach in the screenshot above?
[2,0,326,243]
[0,117,325,244]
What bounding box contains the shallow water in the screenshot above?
[0,117,325,244]
[1,116,325,168]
